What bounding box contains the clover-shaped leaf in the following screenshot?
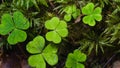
[7,29,27,45]
[65,49,87,68]
[28,54,46,68]
[26,36,45,54]
[73,49,87,62]
[45,17,68,43]
[0,14,14,35]
[13,11,29,29]
[26,36,58,68]
[72,9,80,19]
[42,44,58,65]
[82,3,102,26]
[64,5,76,14]
[0,11,29,45]
[64,14,71,22]
[63,5,80,22]
[45,17,59,30]
[46,31,61,44]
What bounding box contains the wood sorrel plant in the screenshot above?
[45,17,68,44]
[26,36,58,68]
[0,11,29,45]
[82,3,102,26]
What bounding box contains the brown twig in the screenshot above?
[103,54,116,68]
[74,14,84,24]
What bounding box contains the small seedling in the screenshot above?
[82,3,102,26]
[63,5,80,22]
[65,49,87,68]
[26,36,58,68]
[0,11,29,45]
[45,17,68,43]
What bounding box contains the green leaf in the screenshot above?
[93,14,102,21]
[66,54,85,68]
[64,5,76,14]
[82,3,102,26]
[64,5,73,14]
[7,29,27,45]
[65,53,75,68]
[65,49,86,68]
[13,11,29,30]
[93,7,102,21]
[28,54,46,68]
[63,5,80,21]
[72,5,77,13]
[73,49,87,62]
[83,15,96,26]
[27,43,58,68]
[72,9,80,19]
[82,3,94,15]
[43,53,58,66]
[64,14,71,22]
[56,21,68,37]
[93,7,102,14]
[76,63,85,68]
[43,44,58,53]
[0,11,30,45]
[0,14,14,35]
[46,31,61,43]
[26,36,45,54]
[45,17,68,44]
[42,44,58,65]
[45,17,59,30]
